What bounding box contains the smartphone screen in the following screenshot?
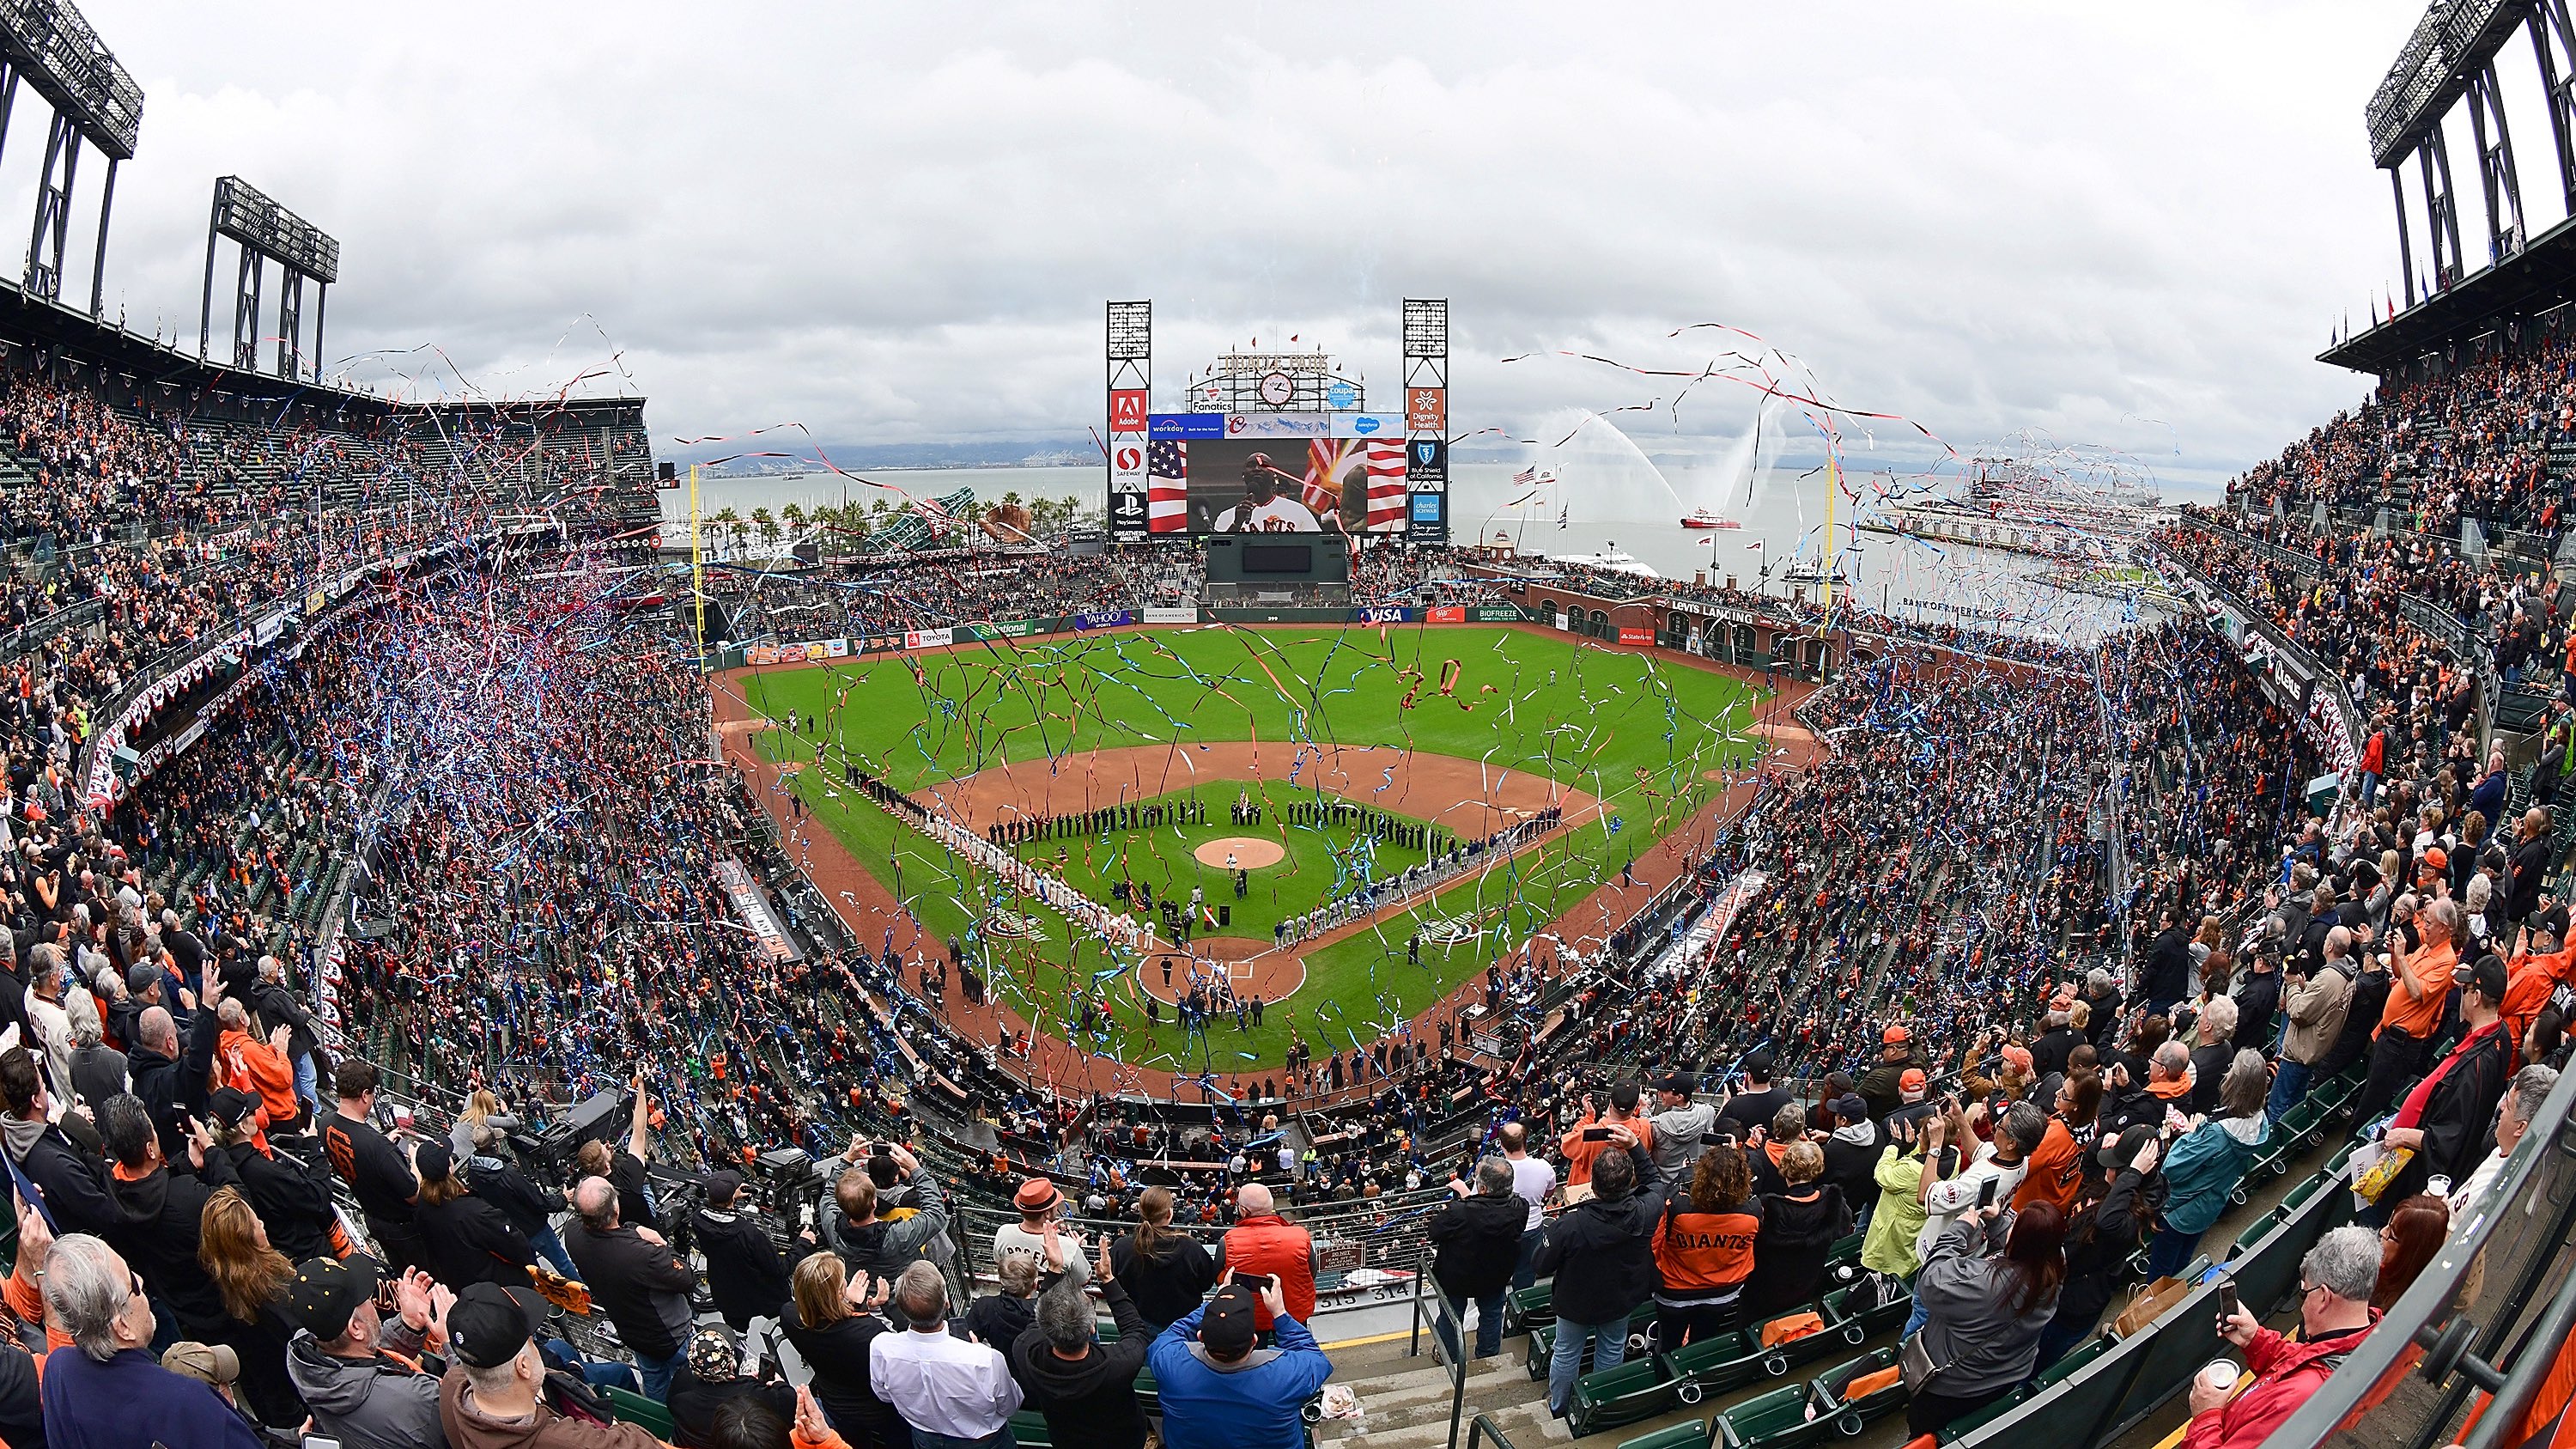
[1583,1127,1611,1142]
[1236,1272,1273,1291]
[1977,1177,1998,1209]
[2219,1282,2241,1318]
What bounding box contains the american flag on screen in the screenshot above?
[1364,439,1406,532]
[1147,440,1188,533]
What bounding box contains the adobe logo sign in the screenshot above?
[1109,390,1149,432]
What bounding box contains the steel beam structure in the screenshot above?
[2394,167,2421,307]
[2424,128,2469,290]
[24,109,75,300]
[2535,0,2576,213]
[198,176,338,381]
[2467,61,2525,262]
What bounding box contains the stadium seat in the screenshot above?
[1662,1329,1762,1406]
[2033,1335,2110,1388]
[1509,1280,1558,1336]
[1009,1411,1055,1447]
[1810,1347,1905,1430]
[602,1386,676,1440]
[1571,1356,1681,1437]
[1717,1383,1834,1449]
[2280,1171,2325,1214]
[1820,1282,1912,1344]
[2227,1208,2282,1259]
[1747,1306,1844,1376]
[1617,1421,1716,1449]
[1935,1385,2030,1444]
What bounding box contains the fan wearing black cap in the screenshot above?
[693,1170,807,1333]
[440,1282,665,1449]
[1145,1275,1334,1449]
[282,1255,453,1449]
[2371,953,2517,1221]
[415,1140,538,1290]
[205,1083,341,1262]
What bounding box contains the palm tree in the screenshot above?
[1002,489,1024,509]
[781,502,806,534]
[752,507,780,550]
[708,506,741,557]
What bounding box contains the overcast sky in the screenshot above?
[36,2,2457,488]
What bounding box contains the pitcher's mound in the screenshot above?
[1194,837,1285,869]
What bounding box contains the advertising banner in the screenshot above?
[1071,609,1134,630]
[1109,389,1149,432]
[1147,413,1404,440]
[1109,435,1149,542]
[1618,626,1656,645]
[962,620,1038,641]
[859,631,905,654]
[903,627,955,649]
[1406,387,1448,434]
[1141,606,1200,625]
[1473,604,1525,623]
[715,856,802,964]
[1425,605,1466,624]
[1352,606,1411,624]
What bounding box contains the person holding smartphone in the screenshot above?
[1904,1196,2069,1437]
[2183,1226,2383,1449]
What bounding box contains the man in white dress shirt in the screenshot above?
[870,1261,1023,1448]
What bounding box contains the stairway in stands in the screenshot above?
[1315,1331,1562,1447]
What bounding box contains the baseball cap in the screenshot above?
[283,1255,382,1340]
[687,1325,740,1381]
[1202,1283,1260,1355]
[2001,1044,2035,1075]
[702,1170,744,1206]
[2423,847,2450,872]
[1741,1049,1777,1079]
[1014,1177,1060,1214]
[2537,903,2571,941]
[2466,953,2510,1003]
[1831,1093,1869,1123]
[413,1142,454,1185]
[448,1282,547,1369]
[1881,1025,1910,1046]
[1899,1068,1929,1097]
[125,963,160,995]
[160,1341,240,1387]
[1659,1072,1696,1096]
[205,1086,259,1130]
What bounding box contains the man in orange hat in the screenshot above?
[994,1177,1088,1287]
[1856,1024,1927,1121]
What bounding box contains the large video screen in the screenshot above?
[1147,434,1409,535]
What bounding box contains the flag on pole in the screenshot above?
[1744,539,1764,551]
[1510,466,1537,485]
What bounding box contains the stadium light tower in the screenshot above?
[197,176,340,381]
[0,0,145,314]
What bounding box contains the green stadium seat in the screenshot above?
[1935,1385,2029,1444]
[1811,1347,1905,1429]
[1748,1307,1846,1376]
[1617,1422,1716,1449]
[1571,1356,1680,1438]
[601,1386,676,1440]
[1133,1366,1158,1415]
[1820,1282,1912,1345]
[2281,1171,2325,1213]
[2227,1209,2281,1259]
[1509,1281,1558,1336]
[1662,1329,1761,1406]
[1716,1384,1832,1449]
[1009,1411,1055,1447]
[2034,1335,2110,1388]
[1528,1323,1556,1381]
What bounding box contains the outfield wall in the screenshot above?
[720,602,1535,668]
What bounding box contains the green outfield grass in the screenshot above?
[744,625,1766,1069]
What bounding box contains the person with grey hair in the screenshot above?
[564,1172,696,1403]
[36,1228,262,1447]
[20,945,72,1105]
[65,994,127,1111]
[2360,891,2461,1124]
[2450,1064,2558,1215]
[2185,1225,2382,1449]
[2272,924,2355,1123]
[1011,1235,1152,1449]
[2148,1050,2273,1277]
[1427,1155,1524,1361]
[870,1259,1021,1446]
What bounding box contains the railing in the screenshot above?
[2156,549,2366,771]
[1465,1412,1523,1449]
[2272,1064,2576,1449]
[1406,1269,1473,1449]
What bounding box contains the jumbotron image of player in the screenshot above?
[1212,451,1328,533]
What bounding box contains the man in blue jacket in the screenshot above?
[1148,1276,1334,1449]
